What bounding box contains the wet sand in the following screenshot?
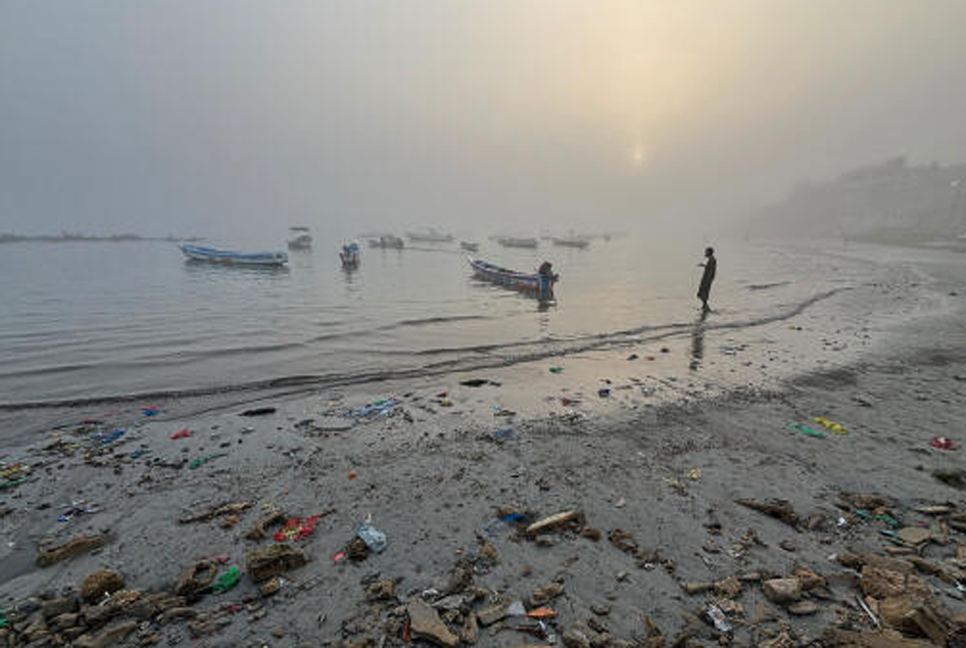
[1,242,965,647]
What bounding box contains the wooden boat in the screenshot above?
[340,242,361,267]
[368,235,405,249]
[468,257,556,297]
[551,236,589,249]
[460,241,480,252]
[496,237,538,249]
[287,226,312,250]
[180,244,288,267]
[407,229,454,243]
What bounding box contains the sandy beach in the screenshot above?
[2,242,966,648]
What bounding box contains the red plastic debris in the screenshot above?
[274,514,321,542]
[436,391,448,398]
[332,551,347,563]
[171,428,191,440]
[402,619,412,642]
[930,436,959,451]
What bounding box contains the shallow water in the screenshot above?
[0,236,856,403]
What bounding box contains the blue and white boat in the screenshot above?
[179,244,288,267]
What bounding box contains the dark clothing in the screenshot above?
[538,262,556,300]
[697,256,716,302]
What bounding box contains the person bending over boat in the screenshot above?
[697,247,716,312]
[538,261,558,300]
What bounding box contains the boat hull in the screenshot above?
[551,238,589,249]
[468,257,554,297]
[180,244,288,267]
[496,237,538,249]
[407,232,454,243]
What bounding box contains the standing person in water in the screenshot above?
[538,261,557,300]
[697,247,716,312]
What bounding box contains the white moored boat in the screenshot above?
[287,226,313,250]
[179,244,288,267]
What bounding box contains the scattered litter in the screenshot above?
[0,608,7,628]
[506,600,526,617]
[171,428,192,440]
[687,468,702,481]
[141,405,163,417]
[627,354,639,361]
[0,463,30,490]
[348,471,358,480]
[720,346,737,356]
[357,523,388,553]
[930,436,959,451]
[598,388,611,398]
[240,407,276,417]
[129,449,151,459]
[212,566,241,594]
[332,551,347,564]
[813,417,851,435]
[347,398,398,422]
[490,428,519,443]
[58,500,98,523]
[548,367,564,374]
[188,453,229,470]
[789,424,826,439]
[274,514,322,542]
[94,428,126,445]
[560,397,580,406]
[854,509,899,528]
[527,607,557,619]
[706,603,732,635]
[526,510,581,536]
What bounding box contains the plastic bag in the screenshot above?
[213,566,241,594]
[357,524,387,553]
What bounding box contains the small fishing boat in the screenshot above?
[551,236,590,249]
[340,241,361,267]
[180,244,288,267]
[368,235,405,249]
[460,241,480,252]
[287,226,312,250]
[407,228,454,243]
[496,236,539,249]
[468,257,556,298]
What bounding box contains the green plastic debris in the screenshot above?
[189,453,229,470]
[855,509,899,527]
[548,367,564,374]
[212,566,241,594]
[0,607,8,628]
[0,477,27,490]
[789,424,826,439]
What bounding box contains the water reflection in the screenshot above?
[689,309,708,371]
[181,259,290,284]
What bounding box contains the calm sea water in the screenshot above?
[0,236,838,403]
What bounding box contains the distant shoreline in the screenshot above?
[0,233,203,244]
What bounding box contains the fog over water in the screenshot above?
[3,1,966,243]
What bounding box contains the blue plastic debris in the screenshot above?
[357,524,387,553]
[490,428,519,443]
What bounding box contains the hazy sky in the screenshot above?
[2,0,965,242]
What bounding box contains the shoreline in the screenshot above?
[1,243,965,647]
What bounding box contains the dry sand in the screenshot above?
[1,242,965,648]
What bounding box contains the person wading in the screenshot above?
[697,247,716,312]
